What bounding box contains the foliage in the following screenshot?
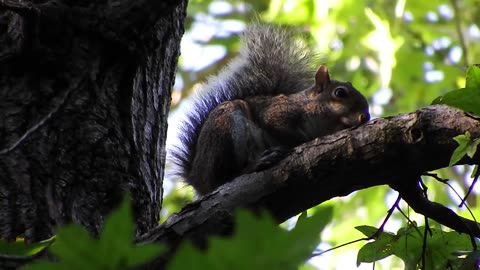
[165,0,480,269]
[433,66,480,116]
[167,207,333,270]
[449,131,480,167]
[356,225,477,270]
[20,197,165,270]
[0,237,53,256]
[160,182,195,223]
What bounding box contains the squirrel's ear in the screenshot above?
[315,65,331,91]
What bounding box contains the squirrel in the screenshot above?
[171,24,370,195]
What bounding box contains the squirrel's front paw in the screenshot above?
[252,146,291,172]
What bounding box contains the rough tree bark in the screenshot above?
[0,0,187,241]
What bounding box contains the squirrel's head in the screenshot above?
[308,65,370,130]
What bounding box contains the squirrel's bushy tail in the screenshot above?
[170,24,320,180]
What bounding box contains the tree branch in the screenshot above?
[138,105,480,268]
[391,176,480,237]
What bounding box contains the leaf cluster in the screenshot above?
[356,225,477,270]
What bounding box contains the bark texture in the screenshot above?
[0,0,187,241]
[138,105,480,268]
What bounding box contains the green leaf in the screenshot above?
[166,242,212,270]
[393,226,473,270]
[450,133,471,166]
[417,229,474,270]
[355,225,379,238]
[466,65,480,90]
[0,237,54,256]
[125,244,166,267]
[296,211,309,226]
[470,164,479,179]
[168,208,332,270]
[355,225,395,239]
[357,224,476,269]
[298,264,318,270]
[21,261,65,270]
[466,139,480,158]
[449,132,480,166]
[391,226,424,270]
[50,225,101,270]
[97,196,165,268]
[289,206,333,257]
[432,66,480,116]
[356,226,396,266]
[97,195,135,267]
[24,196,165,270]
[357,239,394,265]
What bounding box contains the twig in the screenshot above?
[421,217,429,270]
[424,172,477,222]
[371,195,401,238]
[460,167,479,208]
[391,176,480,237]
[423,173,478,250]
[311,195,401,257]
[311,237,369,257]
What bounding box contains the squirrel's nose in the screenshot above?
[359,113,370,124]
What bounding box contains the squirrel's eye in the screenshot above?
[334,87,348,98]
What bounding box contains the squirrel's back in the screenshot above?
[170,24,320,181]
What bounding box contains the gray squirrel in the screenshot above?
[171,24,370,195]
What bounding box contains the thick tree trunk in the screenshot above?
[0,0,187,241]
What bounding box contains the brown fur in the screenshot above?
[188,65,370,195]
